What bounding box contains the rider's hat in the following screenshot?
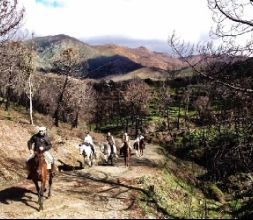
[38,126,46,132]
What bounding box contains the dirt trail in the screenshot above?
[0,144,166,219]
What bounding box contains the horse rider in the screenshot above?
[84,131,96,157]
[120,132,131,155]
[26,126,56,179]
[134,130,145,149]
[106,132,116,154]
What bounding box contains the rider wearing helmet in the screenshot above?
[134,130,144,149]
[106,132,116,154]
[84,131,96,157]
[26,126,56,179]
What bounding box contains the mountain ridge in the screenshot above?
[28,34,186,80]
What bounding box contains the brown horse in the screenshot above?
[29,150,53,211]
[120,142,131,167]
[134,139,145,157]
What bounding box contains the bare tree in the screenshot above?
[0,0,24,41]
[0,41,29,111]
[124,78,151,135]
[52,48,88,127]
[62,79,95,128]
[168,0,253,93]
[157,82,172,130]
[19,33,36,124]
[168,0,253,181]
[208,0,253,55]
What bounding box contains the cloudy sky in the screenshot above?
[19,0,214,52]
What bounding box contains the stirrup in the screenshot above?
[50,171,56,177]
[49,166,56,177]
[27,174,32,180]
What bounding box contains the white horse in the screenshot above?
[100,142,117,165]
[79,143,94,167]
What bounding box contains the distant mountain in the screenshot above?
[29,34,186,80]
[95,44,185,71]
[83,36,172,54]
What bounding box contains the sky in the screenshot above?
[19,0,214,52]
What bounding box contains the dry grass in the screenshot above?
[0,105,106,186]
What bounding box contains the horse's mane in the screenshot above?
[32,152,46,170]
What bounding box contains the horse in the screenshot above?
[120,141,131,167]
[29,149,53,211]
[133,139,145,157]
[79,143,94,167]
[100,142,117,165]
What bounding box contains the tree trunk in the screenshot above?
[54,75,69,127]
[28,75,34,125]
[177,103,181,130]
[5,86,11,112]
[72,111,79,128]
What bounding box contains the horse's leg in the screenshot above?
[48,171,53,198]
[89,154,93,167]
[128,148,131,167]
[39,177,47,211]
[110,154,113,166]
[83,156,86,168]
[33,180,40,195]
[38,187,44,211]
[124,155,127,167]
[38,185,44,211]
[139,144,142,157]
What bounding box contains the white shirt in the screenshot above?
[84,134,93,145]
[123,134,129,142]
[135,135,144,143]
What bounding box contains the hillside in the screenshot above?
[0,106,230,219]
[95,44,185,71]
[28,34,186,80]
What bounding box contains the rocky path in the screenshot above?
[0,144,166,219]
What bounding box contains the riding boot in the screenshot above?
[91,145,97,159]
[26,161,32,180]
[50,163,56,177]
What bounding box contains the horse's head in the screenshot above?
[79,143,90,156]
[79,144,84,155]
[32,150,47,177]
[100,142,110,155]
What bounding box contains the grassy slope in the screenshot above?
[0,104,232,218]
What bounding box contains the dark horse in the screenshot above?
[120,142,131,167]
[29,150,53,211]
[133,139,145,157]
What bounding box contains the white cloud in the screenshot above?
[20,0,214,43]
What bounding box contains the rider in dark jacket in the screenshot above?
[26,127,55,179]
[28,133,52,152]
